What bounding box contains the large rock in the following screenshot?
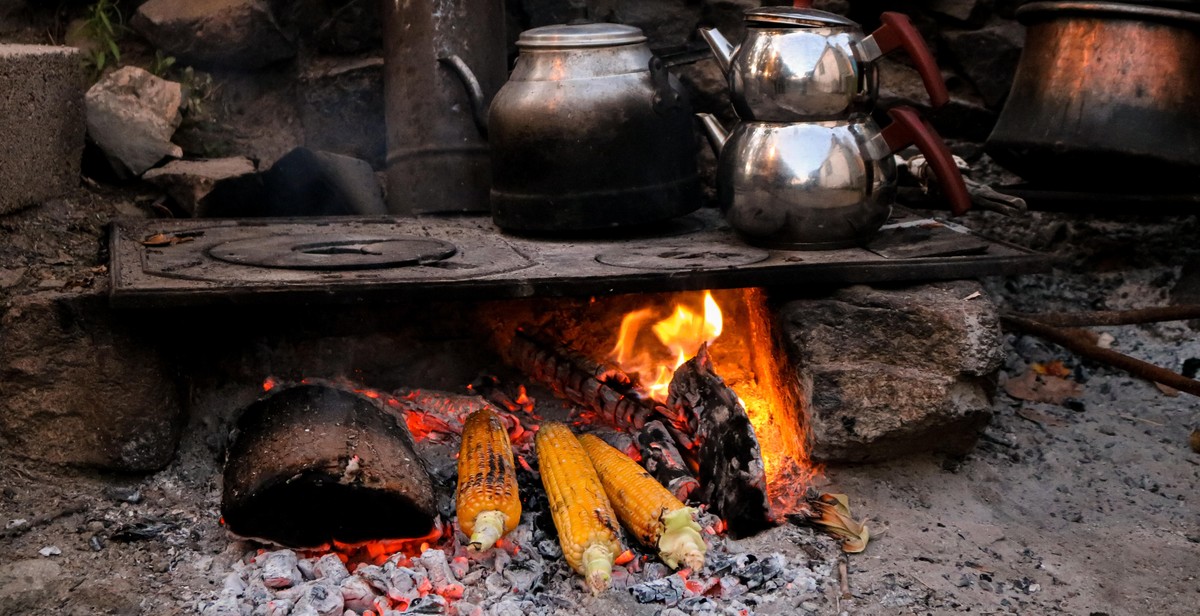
[780,281,1004,462]
[941,19,1025,109]
[0,45,85,214]
[85,66,183,178]
[132,0,296,69]
[0,291,184,471]
[142,157,262,217]
[299,57,385,168]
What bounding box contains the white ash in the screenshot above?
[200,511,842,616]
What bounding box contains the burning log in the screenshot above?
[505,328,697,447]
[222,384,438,548]
[636,420,700,502]
[668,344,772,538]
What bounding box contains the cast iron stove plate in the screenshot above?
[110,209,1048,307]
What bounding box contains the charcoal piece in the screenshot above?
[108,518,179,542]
[221,384,437,548]
[735,553,787,590]
[339,576,377,612]
[668,344,771,538]
[501,562,542,594]
[629,576,685,605]
[293,581,345,615]
[636,420,701,502]
[261,550,303,589]
[315,553,349,583]
[407,594,448,613]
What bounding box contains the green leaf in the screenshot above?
[95,51,106,70]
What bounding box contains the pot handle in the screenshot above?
[867,13,949,109]
[880,106,970,216]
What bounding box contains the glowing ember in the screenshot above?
[610,290,724,401]
[305,523,448,567]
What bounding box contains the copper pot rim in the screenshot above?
[1017,1,1200,27]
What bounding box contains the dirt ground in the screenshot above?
[1,190,1198,615]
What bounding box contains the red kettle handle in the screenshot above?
[870,12,949,109]
[880,106,971,216]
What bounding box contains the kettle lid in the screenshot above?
[744,7,858,28]
[517,23,648,48]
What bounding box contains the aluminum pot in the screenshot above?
[479,23,701,233]
[698,107,970,249]
[700,8,948,121]
[986,2,1200,189]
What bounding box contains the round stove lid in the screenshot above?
[207,234,458,271]
[744,7,858,28]
[517,23,647,48]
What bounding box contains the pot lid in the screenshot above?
[517,23,648,48]
[1017,1,1200,25]
[744,7,858,28]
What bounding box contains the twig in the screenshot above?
[1008,305,1200,327]
[1001,314,1200,398]
[0,502,90,539]
[1119,414,1165,427]
[838,556,851,599]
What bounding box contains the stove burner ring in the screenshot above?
[595,243,770,270]
[207,234,458,271]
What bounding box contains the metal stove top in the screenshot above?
[109,209,1047,307]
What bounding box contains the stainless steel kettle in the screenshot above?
[444,23,700,233]
[698,107,971,249]
[700,9,948,121]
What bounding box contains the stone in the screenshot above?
[875,56,996,142]
[780,281,1004,462]
[941,20,1025,109]
[0,290,184,471]
[85,66,183,178]
[259,147,387,217]
[593,0,701,48]
[0,45,86,215]
[927,0,992,27]
[0,560,68,614]
[132,0,296,70]
[299,57,386,168]
[142,157,262,217]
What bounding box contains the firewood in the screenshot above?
[667,343,772,538]
[505,328,685,432]
[636,420,701,503]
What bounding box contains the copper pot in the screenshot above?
[985,2,1200,190]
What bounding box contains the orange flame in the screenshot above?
[609,291,723,401]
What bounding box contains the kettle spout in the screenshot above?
[697,113,729,155]
[699,28,734,75]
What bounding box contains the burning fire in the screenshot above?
[607,289,819,512]
[610,291,724,401]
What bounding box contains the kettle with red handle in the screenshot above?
[697,106,971,249]
[700,6,948,121]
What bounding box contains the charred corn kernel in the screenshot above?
[456,408,521,551]
[535,422,624,594]
[580,433,706,571]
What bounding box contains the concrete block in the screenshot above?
[0,45,86,215]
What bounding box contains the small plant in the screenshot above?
[78,0,126,77]
[179,66,217,118]
[149,50,176,77]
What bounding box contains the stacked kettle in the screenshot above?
[698,6,971,249]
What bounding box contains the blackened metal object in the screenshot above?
[383,0,506,215]
[221,384,437,548]
[986,2,1200,190]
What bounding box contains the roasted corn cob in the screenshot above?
[456,408,521,551]
[580,433,706,570]
[535,422,624,593]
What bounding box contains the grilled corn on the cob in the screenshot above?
[580,433,706,570]
[456,408,521,551]
[536,422,624,593]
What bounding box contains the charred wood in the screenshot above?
[505,328,690,433]
[668,344,771,538]
[222,384,437,548]
[636,420,701,503]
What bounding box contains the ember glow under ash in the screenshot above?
[606,289,819,512]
